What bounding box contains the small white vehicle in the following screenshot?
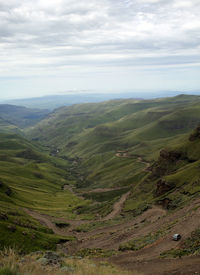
[172,234,181,241]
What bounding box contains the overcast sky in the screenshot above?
[0,0,200,99]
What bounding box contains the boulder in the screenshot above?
[42,251,62,265]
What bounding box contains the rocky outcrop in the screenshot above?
[157,198,172,209]
[159,149,182,162]
[155,179,175,196]
[0,181,12,196]
[189,126,200,141]
[37,251,62,266]
[149,149,182,179]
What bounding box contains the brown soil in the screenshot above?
[23,208,86,236]
[23,190,131,237]
[111,256,200,275]
[24,192,200,274]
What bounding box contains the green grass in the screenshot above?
[26,94,200,193]
[119,231,163,251]
[0,132,92,252]
[3,94,200,252]
[0,205,75,253]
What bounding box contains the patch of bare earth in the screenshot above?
[24,193,200,274]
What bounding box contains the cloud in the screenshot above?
[0,0,199,97]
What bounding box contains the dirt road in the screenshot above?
[24,208,66,236]
[24,190,131,236]
[115,152,151,171]
[23,208,86,236]
[102,191,130,221]
[24,190,200,274]
[111,255,200,275]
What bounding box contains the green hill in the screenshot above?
[2,94,200,256]
[27,94,200,191]
[0,104,50,129]
[0,132,90,252]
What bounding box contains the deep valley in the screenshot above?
[1,95,200,274]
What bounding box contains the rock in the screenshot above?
[155,180,175,196]
[157,198,172,209]
[37,257,49,266]
[37,252,62,266]
[43,251,62,265]
[160,149,181,162]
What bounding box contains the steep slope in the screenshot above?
[27,95,200,191]
[58,128,200,275]
[0,104,49,129]
[0,132,90,252]
[2,95,200,272]
[124,126,200,214]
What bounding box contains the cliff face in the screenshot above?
[149,148,184,182]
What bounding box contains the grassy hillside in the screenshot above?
[0,104,49,129]
[124,126,200,214]
[2,94,200,256]
[0,132,91,252]
[27,94,200,191]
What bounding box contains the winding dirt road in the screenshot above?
[102,191,130,221]
[24,208,66,236]
[23,197,200,274]
[24,190,131,236]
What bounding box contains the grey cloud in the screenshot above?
[0,0,199,77]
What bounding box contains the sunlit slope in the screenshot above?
[27,95,200,189]
[27,95,200,149]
